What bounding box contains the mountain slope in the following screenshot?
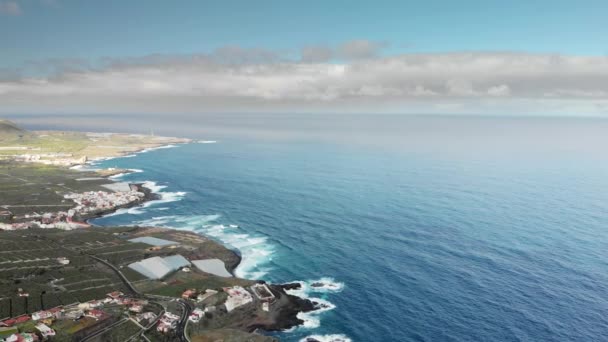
[0,119,31,141]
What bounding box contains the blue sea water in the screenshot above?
[90,118,608,342]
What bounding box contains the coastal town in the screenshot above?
[1,184,151,231]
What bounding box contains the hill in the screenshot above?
[0,119,31,141]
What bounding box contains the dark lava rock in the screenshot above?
[279,282,302,291]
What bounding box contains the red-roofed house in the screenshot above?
[85,309,105,320]
[2,319,16,327]
[181,289,196,299]
[14,315,30,324]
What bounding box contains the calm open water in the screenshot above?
[90,116,608,342]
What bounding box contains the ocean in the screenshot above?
[87,115,608,342]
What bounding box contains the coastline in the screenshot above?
[73,141,321,338]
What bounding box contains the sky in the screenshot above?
[1,0,608,116]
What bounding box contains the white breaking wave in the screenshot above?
[108,168,144,179]
[102,206,146,217]
[294,298,336,329]
[141,181,187,208]
[299,334,352,342]
[284,278,344,332]
[129,214,274,279]
[198,140,218,144]
[285,278,345,297]
[139,144,178,153]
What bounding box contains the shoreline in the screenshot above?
[77,142,322,333]
[1,136,340,340]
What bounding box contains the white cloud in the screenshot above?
[0,1,20,15]
[487,84,511,97]
[1,50,608,114]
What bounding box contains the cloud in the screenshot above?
[300,40,388,62]
[336,40,388,60]
[1,49,608,115]
[0,1,21,15]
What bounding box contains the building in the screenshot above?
[197,289,218,302]
[85,310,105,320]
[31,310,52,321]
[181,289,196,300]
[188,309,204,323]
[0,210,12,222]
[4,333,38,342]
[35,324,55,339]
[127,255,191,279]
[106,291,124,300]
[13,316,30,325]
[56,257,70,265]
[157,312,179,333]
[223,286,253,312]
[64,309,83,320]
[128,236,179,247]
[251,284,275,301]
[129,304,143,313]
[191,259,232,277]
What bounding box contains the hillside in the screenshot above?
[0,119,31,141]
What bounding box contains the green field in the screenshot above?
[0,161,111,217]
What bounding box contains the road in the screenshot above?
[88,255,193,342]
[176,299,193,342]
[89,255,141,295]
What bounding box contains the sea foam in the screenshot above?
[299,334,352,342]
[129,214,274,279]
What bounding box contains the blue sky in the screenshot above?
[1,0,607,115]
[2,0,607,68]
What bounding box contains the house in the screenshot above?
[106,291,124,299]
[1,319,16,327]
[188,309,204,323]
[78,300,101,310]
[223,286,253,312]
[14,316,30,324]
[64,309,83,320]
[181,289,196,300]
[0,210,12,222]
[56,257,70,265]
[48,307,63,319]
[85,310,105,320]
[197,289,218,302]
[31,311,52,321]
[4,333,38,342]
[35,324,55,339]
[134,312,156,323]
[157,321,176,333]
[129,304,143,313]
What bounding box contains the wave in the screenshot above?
[285,278,345,298]
[102,206,147,217]
[198,140,218,144]
[294,298,336,329]
[108,168,144,179]
[129,214,274,279]
[299,334,352,342]
[139,144,178,153]
[283,278,343,332]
